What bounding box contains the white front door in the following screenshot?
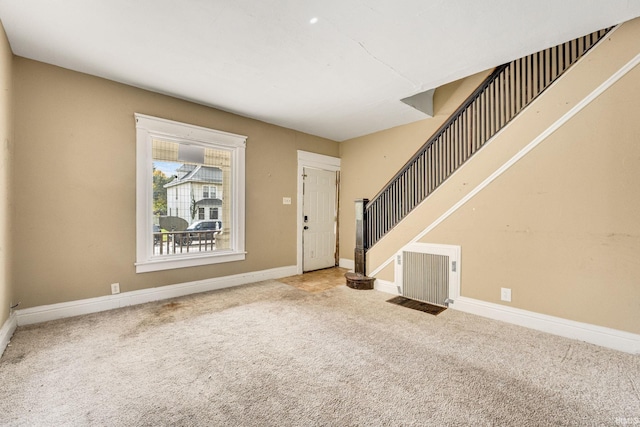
[303,168,337,272]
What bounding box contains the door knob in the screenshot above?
[303,226,309,230]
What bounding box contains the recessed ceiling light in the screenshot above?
[309,17,319,24]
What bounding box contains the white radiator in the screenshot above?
[395,243,460,307]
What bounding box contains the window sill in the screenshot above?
[135,251,246,273]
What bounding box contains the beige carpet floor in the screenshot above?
[1,281,639,426]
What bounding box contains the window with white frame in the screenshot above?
[203,185,217,199]
[135,114,246,273]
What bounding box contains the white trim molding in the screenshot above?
[451,297,640,354]
[296,151,341,275]
[15,265,297,327]
[0,312,17,358]
[374,279,398,295]
[370,281,639,354]
[134,113,247,273]
[339,258,355,271]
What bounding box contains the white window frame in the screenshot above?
[135,113,247,273]
[203,185,217,199]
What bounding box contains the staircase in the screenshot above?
[359,27,612,266]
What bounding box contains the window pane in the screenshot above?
[151,138,231,255]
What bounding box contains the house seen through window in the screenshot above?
[153,139,229,253]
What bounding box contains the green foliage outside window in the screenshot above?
[153,168,171,215]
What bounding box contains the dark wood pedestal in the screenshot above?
[345,272,375,290]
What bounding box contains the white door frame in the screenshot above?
[297,151,341,275]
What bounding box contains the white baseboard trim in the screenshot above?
[15,265,297,327]
[0,312,17,357]
[339,258,355,271]
[370,281,639,354]
[452,296,640,354]
[374,279,399,295]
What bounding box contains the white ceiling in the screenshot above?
[1,1,640,141]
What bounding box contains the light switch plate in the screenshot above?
[283,197,291,205]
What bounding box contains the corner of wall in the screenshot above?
[0,19,15,331]
[0,311,16,358]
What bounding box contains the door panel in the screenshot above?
[303,168,336,272]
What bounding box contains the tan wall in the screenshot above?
[0,21,12,325]
[338,70,491,263]
[342,18,640,334]
[12,58,338,308]
[422,63,640,334]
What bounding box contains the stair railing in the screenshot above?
[362,27,612,257]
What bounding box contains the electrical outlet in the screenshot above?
[500,287,511,302]
[283,197,291,205]
[111,283,120,295]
